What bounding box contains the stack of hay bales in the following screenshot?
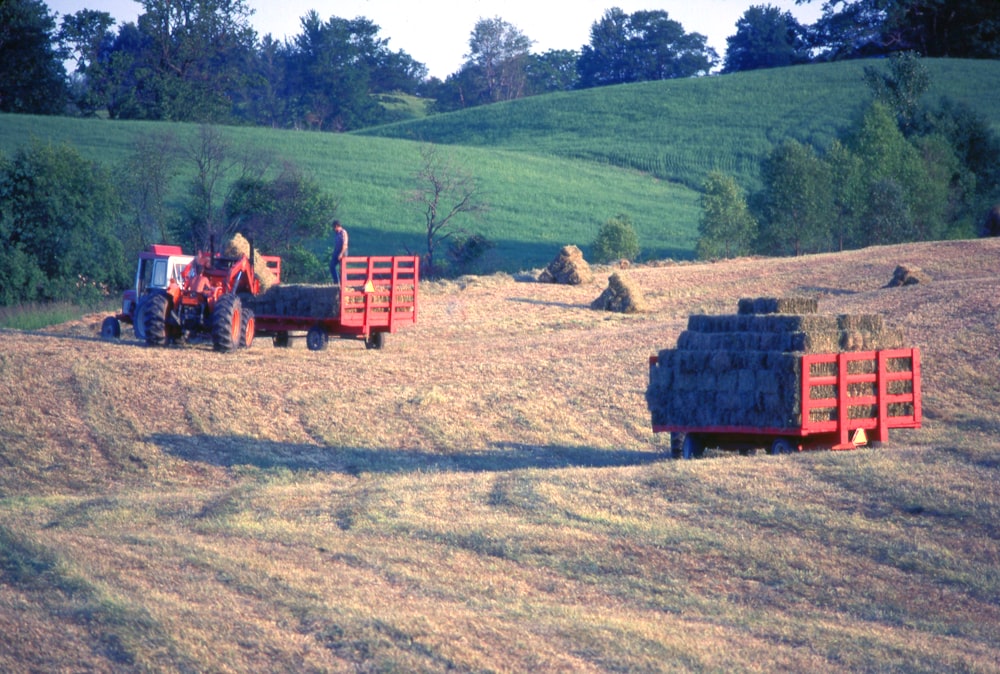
[646,297,907,431]
[242,284,340,318]
[224,233,278,291]
[538,245,593,285]
[887,264,931,287]
[591,272,647,313]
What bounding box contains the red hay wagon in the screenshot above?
[253,255,419,351]
[649,347,922,458]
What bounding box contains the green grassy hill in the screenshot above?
[1,58,997,272]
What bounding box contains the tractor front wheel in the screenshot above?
[144,294,170,346]
[240,308,255,348]
[101,316,121,340]
[212,295,242,353]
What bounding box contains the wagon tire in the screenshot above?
[769,437,795,455]
[670,432,685,459]
[365,331,386,350]
[101,316,121,340]
[681,434,705,460]
[306,326,328,351]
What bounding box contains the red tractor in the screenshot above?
[141,244,272,352]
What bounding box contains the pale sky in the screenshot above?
[46,0,824,79]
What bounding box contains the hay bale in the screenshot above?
[887,265,931,287]
[242,284,340,318]
[591,272,647,313]
[224,233,278,291]
[538,245,593,285]
[647,297,915,432]
[738,296,818,315]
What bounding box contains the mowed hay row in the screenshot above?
[646,297,913,430]
[242,284,340,318]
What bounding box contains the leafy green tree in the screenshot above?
[0,142,129,303]
[283,12,389,130]
[723,5,810,73]
[807,0,1000,60]
[0,0,68,114]
[137,0,258,122]
[824,139,866,249]
[697,172,757,259]
[59,9,116,116]
[591,214,640,263]
[525,49,580,94]
[115,131,181,257]
[847,102,947,243]
[466,17,533,103]
[863,51,930,132]
[577,8,717,88]
[225,162,337,255]
[756,140,834,256]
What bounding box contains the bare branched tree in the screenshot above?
[405,144,487,276]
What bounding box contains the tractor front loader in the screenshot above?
[143,247,259,352]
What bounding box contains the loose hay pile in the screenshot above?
[887,264,931,287]
[646,297,911,430]
[591,272,646,313]
[538,245,593,285]
[224,233,278,291]
[242,284,340,318]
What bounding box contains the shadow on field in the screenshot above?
[151,433,665,476]
[507,297,591,310]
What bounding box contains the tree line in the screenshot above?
[696,53,1000,260]
[2,0,998,127]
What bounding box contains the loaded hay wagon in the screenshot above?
[246,255,419,350]
[646,297,922,458]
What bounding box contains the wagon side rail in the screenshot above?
[800,347,921,448]
[339,256,419,334]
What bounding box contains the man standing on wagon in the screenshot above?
[330,219,349,284]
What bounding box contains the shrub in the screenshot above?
[591,214,640,264]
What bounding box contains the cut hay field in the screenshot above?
[1,239,999,672]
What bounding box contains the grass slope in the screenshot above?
[0,238,999,671]
[0,58,997,272]
[363,59,1000,191]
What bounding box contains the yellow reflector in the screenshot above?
[851,428,868,445]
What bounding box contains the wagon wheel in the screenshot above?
[365,331,386,350]
[143,294,170,346]
[272,332,290,348]
[306,326,329,351]
[681,433,705,460]
[239,308,255,348]
[769,437,795,455]
[211,295,241,353]
[669,432,685,459]
[101,316,121,340]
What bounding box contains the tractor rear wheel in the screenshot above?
[133,295,151,340]
[212,295,242,352]
[240,308,255,348]
[144,294,169,346]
